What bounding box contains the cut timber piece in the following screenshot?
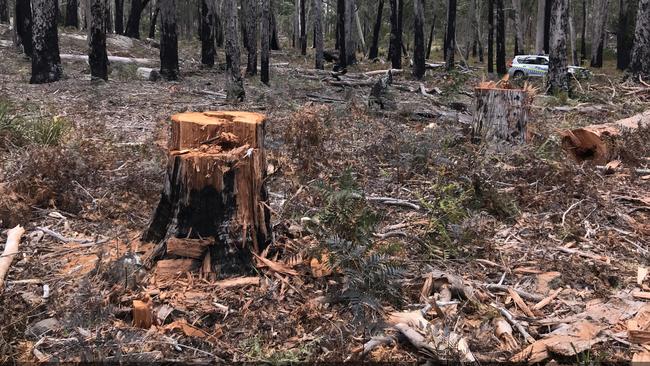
[133,296,154,329]
[155,259,200,280]
[472,87,531,144]
[166,237,211,259]
[137,67,160,81]
[143,111,271,276]
[560,109,650,163]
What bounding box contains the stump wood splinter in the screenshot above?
[144,111,271,278]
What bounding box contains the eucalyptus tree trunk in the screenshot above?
[300,0,306,55]
[580,0,586,60]
[344,0,356,65]
[314,0,324,69]
[628,0,650,77]
[88,0,108,80]
[368,0,383,60]
[159,0,178,80]
[488,0,494,73]
[125,0,150,39]
[472,0,483,61]
[115,0,124,34]
[543,0,553,53]
[149,5,159,38]
[261,0,270,83]
[30,0,62,84]
[0,0,7,22]
[413,0,425,79]
[535,0,545,53]
[65,0,79,27]
[445,0,457,71]
[512,0,524,54]
[216,7,224,47]
[336,0,346,66]
[590,0,610,67]
[225,0,244,101]
[426,11,436,60]
[389,0,400,68]
[617,0,638,70]
[496,0,506,74]
[569,0,578,66]
[201,0,216,67]
[548,0,569,94]
[293,0,299,48]
[15,0,34,57]
[270,2,280,50]
[245,0,258,75]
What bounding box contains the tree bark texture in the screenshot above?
[590,0,610,67]
[548,0,569,94]
[535,0,545,53]
[314,0,324,69]
[569,0,579,66]
[0,0,8,22]
[445,0,456,71]
[201,0,216,67]
[488,0,494,73]
[125,0,150,39]
[225,0,244,101]
[148,5,159,39]
[261,0,270,83]
[143,111,272,277]
[65,0,79,28]
[245,0,258,75]
[15,0,34,57]
[413,0,425,79]
[473,88,530,144]
[629,0,650,77]
[270,2,280,50]
[496,0,506,74]
[389,0,400,68]
[617,0,638,70]
[369,0,383,59]
[115,0,124,34]
[344,0,356,65]
[543,0,553,53]
[159,0,178,80]
[30,0,62,84]
[512,0,524,55]
[88,0,108,80]
[336,0,347,67]
[300,0,306,55]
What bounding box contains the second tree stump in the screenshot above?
[472,81,532,144]
[143,111,271,278]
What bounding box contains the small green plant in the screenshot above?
[0,98,69,147]
[240,335,315,364]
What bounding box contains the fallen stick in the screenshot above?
[556,246,610,263]
[60,53,157,66]
[532,288,562,310]
[485,284,544,302]
[363,68,403,77]
[0,226,26,289]
[492,304,535,344]
[366,196,421,210]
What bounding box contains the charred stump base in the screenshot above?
[143,111,271,279]
[472,87,530,145]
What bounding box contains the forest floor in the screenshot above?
[1,24,650,363]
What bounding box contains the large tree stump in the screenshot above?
[472,86,530,144]
[143,111,271,277]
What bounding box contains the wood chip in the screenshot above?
[533,288,562,310]
[214,276,260,289]
[508,288,536,317]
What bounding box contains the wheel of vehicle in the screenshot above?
[513,70,525,80]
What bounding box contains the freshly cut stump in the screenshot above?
[472,87,530,144]
[143,111,271,278]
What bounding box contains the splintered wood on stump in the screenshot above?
[143,111,271,277]
[472,85,530,144]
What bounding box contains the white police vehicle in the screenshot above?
[508,55,590,79]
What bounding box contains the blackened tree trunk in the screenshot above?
[245,0,258,75]
[216,10,224,47]
[201,0,216,67]
[426,12,436,60]
[65,0,79,28]
[543,0,553,53]
[590,0,610,67]
[413,0,425,79]
[397,0,404,56]
[15,0,34,57]
[270,2,280,50]
[512,0,524,54]
[149,5,159,38]
[445,0,456,70]
[89,0,108,80]
[336,0,347,67]
[344,0,356,65]
[496,0,506,74]
[488,0,494,72]
[368,0,383,60]
[580,0,586,60]
[293,0,299,48]
[535,0,545,53]
[261,0,270,83]
[314,0,324,69]
[31,0,62,84]
[115,0,124,34]
[159,0,178,80]
[617,0,638,70]
[0,0,7,23]
[125,0,150,39]
[548,0,569,94]
[225,0,244,101]
[389,0,400,68]
[471,0,483,61]
[569,0,579,65]
[628,0,650,78]
[300,0,306,55]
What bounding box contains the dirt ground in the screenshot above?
[1,24,650,363]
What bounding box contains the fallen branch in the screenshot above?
[60,53,157,66]
[484,284,545,302]
[366,196,421,210]
[556,246,610,263]
[492,303,536,344]
[0,226,25,289]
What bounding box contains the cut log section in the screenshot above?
[143,111,272,277]
[472,80,534,144]
[559,109,650,163]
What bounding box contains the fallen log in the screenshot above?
[560,109,650,163]
[143,111,272,278]
[60,53,157,66]
[0,225,25,289]
[137,67,161,81]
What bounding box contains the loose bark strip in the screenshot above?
[0,226,25,289]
